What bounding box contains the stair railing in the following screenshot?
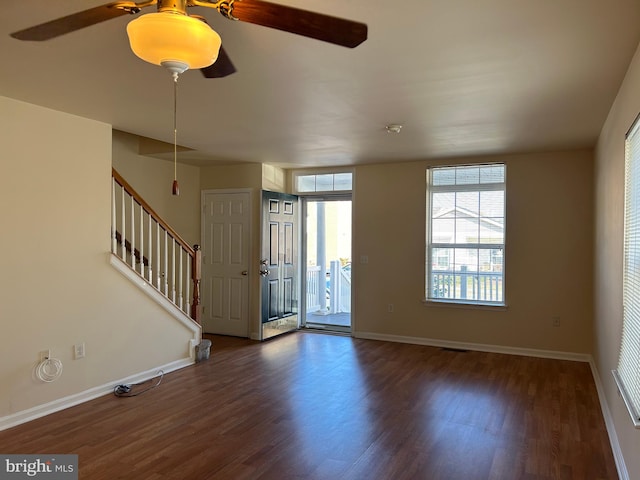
[111,168,201,323]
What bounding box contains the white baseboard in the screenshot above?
[589,359,628,480]
[353,331,591,362]
[0,357,193,432]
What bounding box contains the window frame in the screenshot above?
[613,113,640,428]
[425,163,506,307]
[292,170,354,195]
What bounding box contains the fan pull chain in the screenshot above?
[172,72,180,196]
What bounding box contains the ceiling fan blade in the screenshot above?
[200,46,237,78]
[10,2,136,41]
[228,0,367,48]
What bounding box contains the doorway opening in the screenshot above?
[303,197,352,333]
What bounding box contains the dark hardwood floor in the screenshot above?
[0,332,617,479]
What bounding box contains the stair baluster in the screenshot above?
[111,168,201,324]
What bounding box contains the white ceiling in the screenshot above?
[2,0,640,168]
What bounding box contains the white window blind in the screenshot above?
[613,115,640,427]
[426,164,505,305]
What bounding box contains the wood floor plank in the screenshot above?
[0,332,618,479]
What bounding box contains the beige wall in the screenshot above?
[595,43,640,479]
[200,163,262,190]
[262,164,287,192]
[0,97,195,421]
[352,150,594,353]
[112,130,201,247]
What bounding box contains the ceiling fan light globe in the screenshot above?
[126,13,221,70]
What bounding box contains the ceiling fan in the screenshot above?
[10,0,368,78]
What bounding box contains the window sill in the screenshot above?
[422,298,508,311]
[612,369,640,428]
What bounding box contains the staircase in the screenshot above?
[110,168,202,325]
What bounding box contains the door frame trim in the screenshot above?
[200,188,253,337]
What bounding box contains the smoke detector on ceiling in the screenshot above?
[385,124,403,134]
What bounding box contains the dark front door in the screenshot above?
[261,191,299,340]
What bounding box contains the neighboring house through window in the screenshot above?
[425,164,506,305]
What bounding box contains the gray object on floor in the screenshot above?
[195,339,212,362]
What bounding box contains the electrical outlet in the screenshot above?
[388,303,394,313]
[552,316,561,327]
[74,343,85,359]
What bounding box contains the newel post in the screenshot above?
[191,244,202,323]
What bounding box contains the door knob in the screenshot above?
[260,259,269,266]
[241,270,248,276]
[260,269,269,277]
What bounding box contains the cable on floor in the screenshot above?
[113,370,164,397]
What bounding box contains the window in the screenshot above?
[613,115,640,428]
[294,172,352,194]
[426,164,505,305]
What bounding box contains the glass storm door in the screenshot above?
[302,198,352,332]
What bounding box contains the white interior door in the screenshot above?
[201,190,250,337]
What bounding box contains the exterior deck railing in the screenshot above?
[431,268,503,303]
[306,261,351,314]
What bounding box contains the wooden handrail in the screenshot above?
[112,168,194,256]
